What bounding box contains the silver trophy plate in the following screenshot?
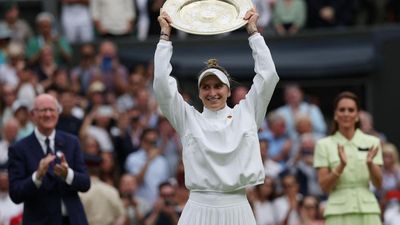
[163,0,253,35]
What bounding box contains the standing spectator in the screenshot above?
[313,91,382,225]
[0,1,33,45]
[119,173,152,225]
[61,0,94,43]
[91,0,136,37]
[276,84,326,140]
[79,154,126,225]
[8,94,91,225]
[0,118,19,165]
[143,181,180,225]
[125,128,169,205]
[273,0,307,35]
[25,12,72,66]
[0,166,23,225]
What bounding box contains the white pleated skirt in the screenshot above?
[178,189,256,225]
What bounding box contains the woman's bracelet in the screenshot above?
[160,31,169,41]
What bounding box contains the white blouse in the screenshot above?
[153,33,279,192]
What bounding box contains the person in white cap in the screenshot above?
[153,8,279,225]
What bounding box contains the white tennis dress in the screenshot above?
[153,33,279,225]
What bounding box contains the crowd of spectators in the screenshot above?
[0,1,400,225]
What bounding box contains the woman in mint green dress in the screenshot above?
[313,91,382,225]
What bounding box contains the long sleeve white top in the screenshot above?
[153,33,279,192]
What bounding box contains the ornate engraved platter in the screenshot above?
[163,0,253,35]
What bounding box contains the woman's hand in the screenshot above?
[158,10,172,39]
[367,146,378,166]
[244,8,259,35]
[337,144,347,166]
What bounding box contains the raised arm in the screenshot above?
[153,11,188,134]
[240,8,280,128]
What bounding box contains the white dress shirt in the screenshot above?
[154,33,279,192]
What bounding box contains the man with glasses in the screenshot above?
[8,93,90,225]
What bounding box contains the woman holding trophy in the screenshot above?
[153,6,279,225]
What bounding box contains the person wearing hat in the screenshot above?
[154,8,279,225]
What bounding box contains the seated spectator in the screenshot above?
[283,133,323,198]
[143,181,180,225]
[229,85,249,106]
[79,153,126,225]
[304,0,356,28]
[94,41,128,95]
[91,0,135,37]
[0,85,17,127]
[251,0,274,33]
[56,89,83,136]
[379,143,400,204]
[273,0,307,35]
[0,1,32,45]
[11,99,34,140]
[116,71,146,113]
[119,173,152,225]
[252,176,278,225]
[260,137,283,178]
[25,12,72,66]
[158,117,182,176]
[276,84,326,140]
[0,165,23,225]
[294,195,325,225]
[359,110,387,143]
[125,128,170,205]
[61,0,94,43]
[0,24,11,65]
[16,67,41,104]
[70,43,97,96]
[80,105,116,153]
[260,111,292,166]
[0,118,19,164]
[273,174,302,225]
[0,42,24,88]
[33,44,59,90]
[114,107,145,172]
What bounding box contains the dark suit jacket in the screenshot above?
[8,130,90,225]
